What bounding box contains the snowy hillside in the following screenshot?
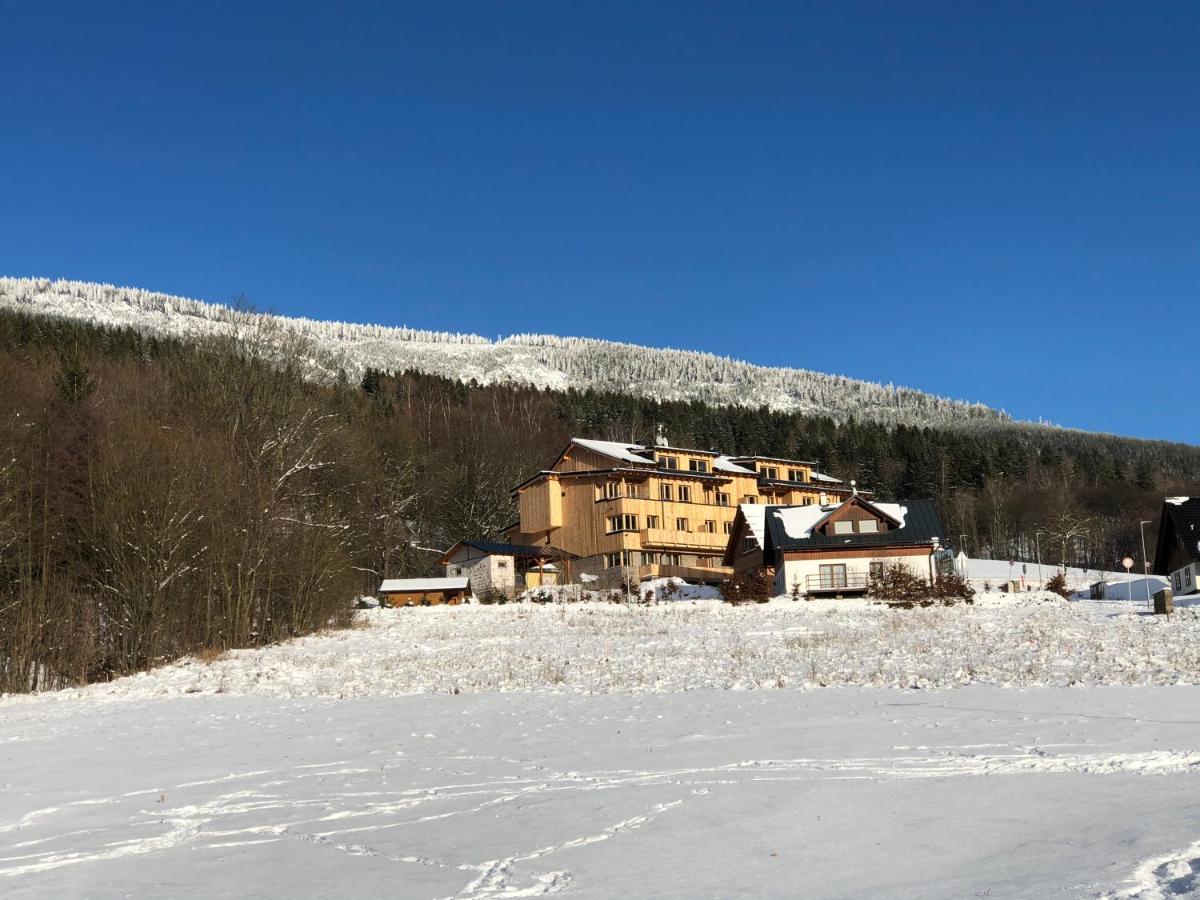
[0,277,1009,429]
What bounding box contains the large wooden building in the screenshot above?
[504,437,863,584]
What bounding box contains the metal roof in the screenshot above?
[379,577,469,593]
[1152,497,1200,574]
[455,540,576,560]
[765,498,944,552]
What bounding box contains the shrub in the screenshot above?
[868,563,931,607]
[720,569,772,605]
[1045,572,1071,599]
[477,587,507,605]
[930,571,975,604]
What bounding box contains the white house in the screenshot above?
[724,495,946,598]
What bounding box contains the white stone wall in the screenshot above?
[445,553,517,598]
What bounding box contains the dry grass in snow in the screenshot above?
[13,594,1200,702]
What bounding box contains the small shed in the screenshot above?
[378,576,470,607]
[439,540,575,597]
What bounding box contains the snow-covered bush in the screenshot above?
[720,570,771,605]
[1045,572,1071,598]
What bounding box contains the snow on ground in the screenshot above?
[6,597,1200,898]
[4,687,1200,898]
[9,595,1200,703]
[961,556,1169,598]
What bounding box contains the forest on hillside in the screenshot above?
[2,309,1198,692]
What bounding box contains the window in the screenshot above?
[642,551,658,565]
[859,519,879,533]
[819,564,848,589]
[449,566,461,576]
[688,459,708,473]
[833,520,854,535]
[676,517,689,532]
[646,515,659,529]
[660,484,673,501]
[869,561,886,582]
[788,468,807,483]
[723,521,734,534]
[497,560,508,569]
[625,482,641,499]
[801,497,814,506]
[703,520,716,533]
[605,552,621,568]
[659,455,678,469]
[743,495,757,504]
[716,492,730,506]
[742,535,757,553]
[759,465,778,480]
[678,485,691,502]
[602,481,619,499]
[663,553,681,566]
[607,514,638,533]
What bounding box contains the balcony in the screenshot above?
[640,527,729,551]
[804,572,870,595]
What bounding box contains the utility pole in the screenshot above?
[1139,520,1153,609]
[1035,530,1045,589]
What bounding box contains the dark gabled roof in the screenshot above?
[765,498,945,553]
[454,540,577,560]
[439,540,576,565]
[1152,498,1200,574]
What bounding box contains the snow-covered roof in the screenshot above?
[570,438,654,465]
[810,471,843,484]
[775,505,838,539]
[1166,496,1191,506]
[739,504,768,545]
[776,501,909,540]
[715,455,757,475]
[379,577,469,593]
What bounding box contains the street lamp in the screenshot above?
[1035,530,1045,589]
[1139,520,1153,609]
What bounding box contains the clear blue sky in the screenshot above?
[2,2,1196,442]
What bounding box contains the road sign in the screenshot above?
[1122,556,1135,571]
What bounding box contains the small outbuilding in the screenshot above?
[438,540,575,598]
[378,576,470,607]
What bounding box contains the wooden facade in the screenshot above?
[504,439,862,584]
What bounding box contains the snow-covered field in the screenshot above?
[5,596,1200,898]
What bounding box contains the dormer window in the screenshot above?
[833,520,854,535]
[859,519,879,533]
[688,459,709,473]
[659,455,678,469]
[759,466,778,480]
[788,468,807,483]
